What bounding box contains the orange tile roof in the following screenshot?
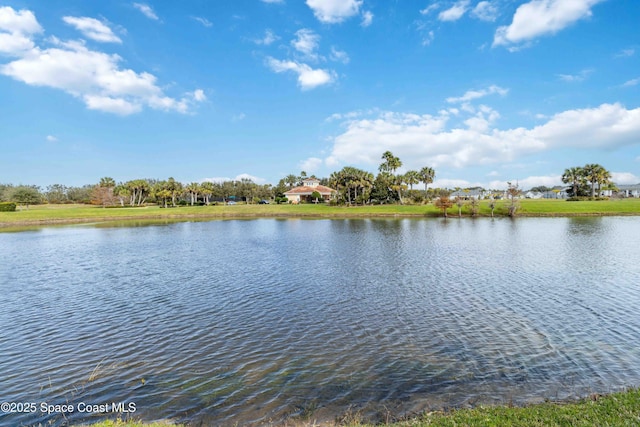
[284,184,336,195]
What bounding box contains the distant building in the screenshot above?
[616,184,640,198]
[283,178,336,203]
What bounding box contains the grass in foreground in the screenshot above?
[1,198,639,228]
[76,388,640,427]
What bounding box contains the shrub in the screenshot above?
[567,196,610,202]
[0,202,16,212]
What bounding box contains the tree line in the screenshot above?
[561,163,614,199]
[0,155,618,209]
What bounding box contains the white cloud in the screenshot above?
[306,0,363,24]
[63,16,121,43]
[133,3,159,21]
[323,103,640,172]
[330,47,350,64]
[494,0,605,49]
[192,89,207,102]
[623,77,639,87]
[254,29,278,45]
[471,1,498,22]
[420,4,440,15]
[422,30,435,46]
[0,6,42,55]
[615,48,635,58]
[446,85,508,103]
[489,175,562,190]
[299,157,324,172]
[266,57,335,90]
[292,29,320,59]
[557,68,593,82]
[0,9,204,116]
[611,172,640,185]
[487,170,500,177]
[438,0,470,22]
[46,135,58,142]
[361,11,374,27]
[192,16,212,27]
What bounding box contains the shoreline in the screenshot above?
[72,387,640,426]
[1,199,640,230]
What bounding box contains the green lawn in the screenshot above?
[1,199,639,229]
[75,388,640,427]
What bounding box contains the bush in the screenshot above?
[567,196,610,201]
[0,202,16,212]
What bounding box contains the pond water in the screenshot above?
[1,217,640,426]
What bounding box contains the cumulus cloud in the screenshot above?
[292,29,320,59]
[323,103,640,172]
[306,0,363,24]
[46,135,58,142]
[299,157,324,172]
[0,7,204,115]
[611,172,640,185]
[133,3,159,21]
[438,0,470,22]
[330,47,349,64]
[494,0,605,49]
[254,29,278,45]
[361,11,374,27]
[0,6,42,55]
[471,1,498,22]
[266,57,335,90]
[446,85,508,103]
[63,16,121,43]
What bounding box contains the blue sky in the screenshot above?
[1,0,639,189]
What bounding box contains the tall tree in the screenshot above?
[185,182,201,205]
[404,170,420,190]
[419,166,435,194]
[379,151,402,174]
[98,177,116,188]
[45,184,68,204]
[200,181,215,205]
[284,174,298,188]
[10,186,42,209]
[562,167,585,197]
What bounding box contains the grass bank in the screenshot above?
[1,199,639,229]
[76,388,640,426]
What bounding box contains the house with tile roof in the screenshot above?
[283,178,336,204]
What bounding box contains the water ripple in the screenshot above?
[1,218,640,426]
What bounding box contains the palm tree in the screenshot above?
[582,164,611,198]
[284,174,298,188]
[419,166,435,194]
[200,181,215,205]
[404,170,420,190]
[165,177,182,207]
[562,166,584,197]
[185,182,201,205]
[98,177,116,188]
[379,151,402,174]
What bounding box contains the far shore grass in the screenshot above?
[76,387,640,426]
[1,198,640,229]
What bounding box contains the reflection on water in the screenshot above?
[1,218,640,426]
